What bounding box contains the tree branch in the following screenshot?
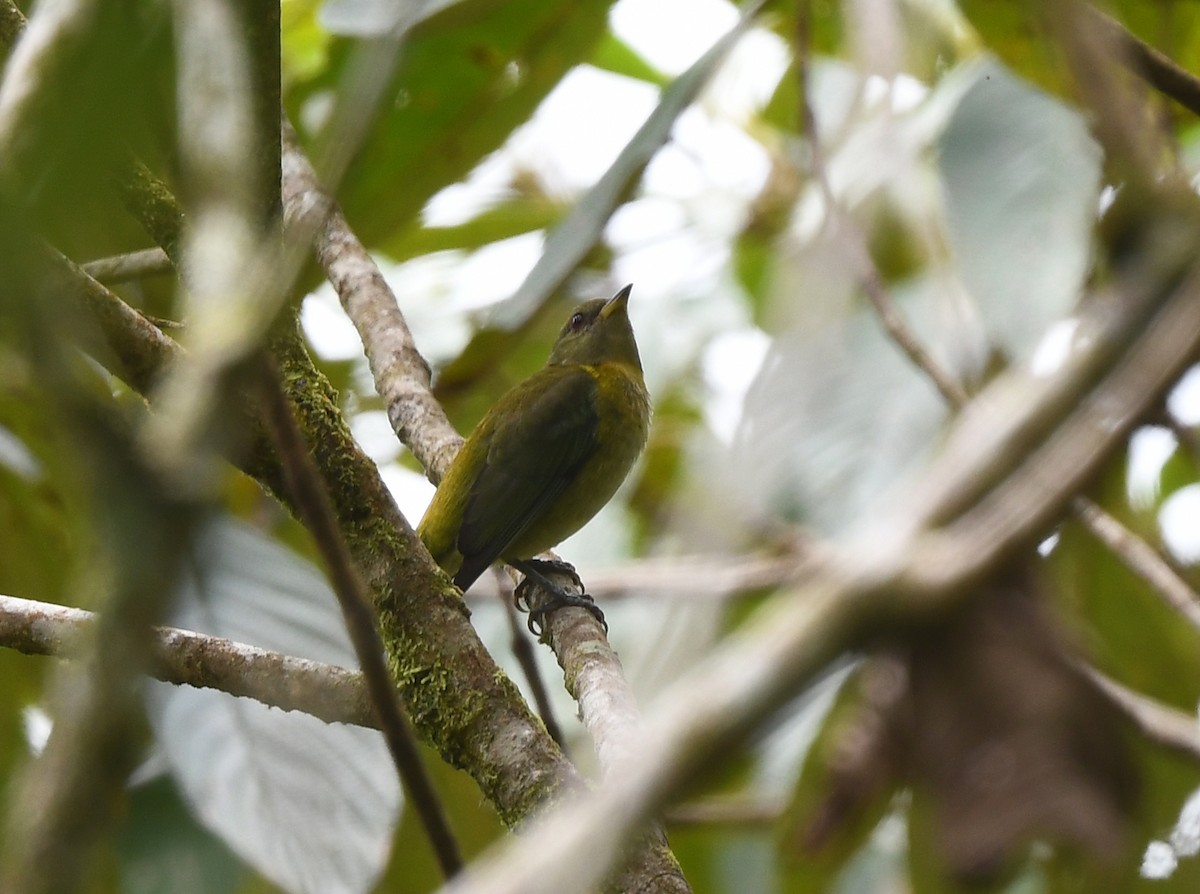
[1084,3,1200,120]
[0,593,375,726]
[81,247,172,284]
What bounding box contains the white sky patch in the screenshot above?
[450,231,546,310]
[1160,484,1200,564]
[22,705,51,756]
[349,410,402,465]
[300,285,364,360]
[1127,426,1176,511]
[507,66,661,192]
[380,462,436,525]
[1037,530,1059,556]
[1168,364,1200,425]
[0,425,40,479]
[702,327,771,443]
[701,26,790,121]
[1030,317,1079,377]
[1142,840,1178,879]
[610,0,738,76]
[421,150,518,228]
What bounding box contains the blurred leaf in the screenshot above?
[590,32,670,87]
[282,0,334,85]
[938,57,1101,360]
[379,195,564,261]
[318,0,464,37]
[955,1,1069,96]
[145,518,401,894]
[430,298,565,427]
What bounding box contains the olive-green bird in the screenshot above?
[418,284,650,633]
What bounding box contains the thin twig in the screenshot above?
[1083,3,1200,120]
[664,795,784,828]
[1083,664,1200,762]
[254,355,463,878]
[81,247,172,283]
[0,593,374,726]
[1071,496,1200,633]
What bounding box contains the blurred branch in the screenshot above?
[1071,497,1200,634]
[254,357,463,877]
[0,0,96,188]
[0,593,375,726]
[1083,3,1200,120]
[1,465,193,894]
[797,8,1200,645]
[81,247,172,284]
[0,3,200,891]
[141,0,276,492]
[1050,1,1164,182]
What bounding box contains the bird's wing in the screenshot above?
[453,366,600,589]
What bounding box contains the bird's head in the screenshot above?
[547,284,642,371]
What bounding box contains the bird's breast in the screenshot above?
[502,361,650,560]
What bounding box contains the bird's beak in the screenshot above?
[600,283,633,319]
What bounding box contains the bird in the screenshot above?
[418,284,650,635]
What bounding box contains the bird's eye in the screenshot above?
[569,312,586,331]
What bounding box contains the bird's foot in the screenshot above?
[512,559,606,639]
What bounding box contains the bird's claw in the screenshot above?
[512,560,607,639]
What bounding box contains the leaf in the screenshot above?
[145,518,401,894]
[938,57,1101,360]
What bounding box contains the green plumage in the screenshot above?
[418,285,650,591]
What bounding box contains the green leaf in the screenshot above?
[590,32,670,87]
